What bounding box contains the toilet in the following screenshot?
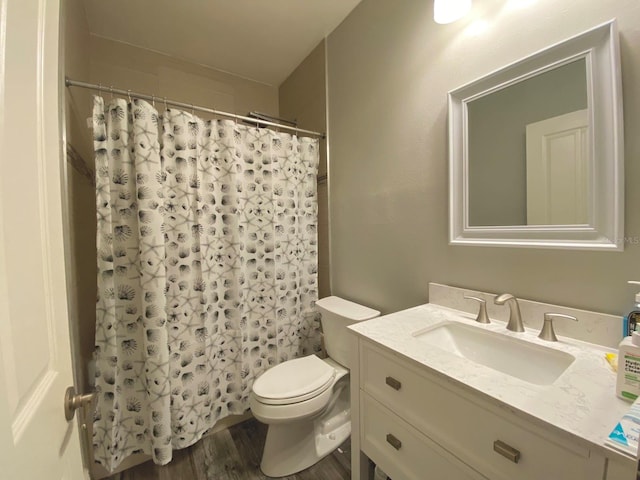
[249,296,380,477]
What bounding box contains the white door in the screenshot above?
[526,109,589,225]
[0,0,85,478]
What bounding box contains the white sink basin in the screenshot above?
[413,322,575,385]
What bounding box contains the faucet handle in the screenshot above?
[464,295,490,324]
[539,313,578,342]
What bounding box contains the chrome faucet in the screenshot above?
[494,293,525,332]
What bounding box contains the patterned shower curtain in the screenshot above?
[91,96,321,471]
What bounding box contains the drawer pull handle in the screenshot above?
[386,433,402,450]
[385,376,401,390]
[493,440,520,464]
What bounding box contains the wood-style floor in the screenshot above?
[106,419,351,480]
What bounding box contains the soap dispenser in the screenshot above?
[626,281,640,336]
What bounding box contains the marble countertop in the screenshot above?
[349,303,633,460]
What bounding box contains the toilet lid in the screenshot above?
[252,355,336,404]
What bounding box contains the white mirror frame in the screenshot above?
[448,20,624,251]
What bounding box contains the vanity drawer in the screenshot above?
[361,392,487,480]
[360,342,601,480]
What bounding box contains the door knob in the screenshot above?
[64,386,95,421]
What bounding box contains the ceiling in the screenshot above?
[82,0,362,86]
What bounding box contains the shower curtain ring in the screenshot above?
[109,86,114,99]
[191,103,195,115]
[127,89,132,103]
[151,94,155,107]
[164,97,168,110]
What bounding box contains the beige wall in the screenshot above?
[63,0,96,394]
[327,0,640,317]
[89,36,278,119]
[279,41,330,298]
[64,0,92,163]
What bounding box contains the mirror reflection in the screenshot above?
[467,58,588,227]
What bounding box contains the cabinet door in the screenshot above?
[361,393,487,480]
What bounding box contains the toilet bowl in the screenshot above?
[249,296,380,478]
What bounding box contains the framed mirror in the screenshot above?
[448,20,624,250]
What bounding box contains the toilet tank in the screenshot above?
[316,296,380,368]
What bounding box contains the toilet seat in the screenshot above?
[252,355,336,405]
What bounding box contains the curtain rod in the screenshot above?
[248,111,297,127]
[65,78,326,139]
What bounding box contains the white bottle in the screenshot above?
[617,332,640,401]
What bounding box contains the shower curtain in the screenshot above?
[91,96,320,471]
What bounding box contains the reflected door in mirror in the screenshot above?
[466,58,588,227]
[526,109,589,225]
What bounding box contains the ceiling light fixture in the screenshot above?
[434,0,472,24]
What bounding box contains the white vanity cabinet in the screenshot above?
[350,338,633,480]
